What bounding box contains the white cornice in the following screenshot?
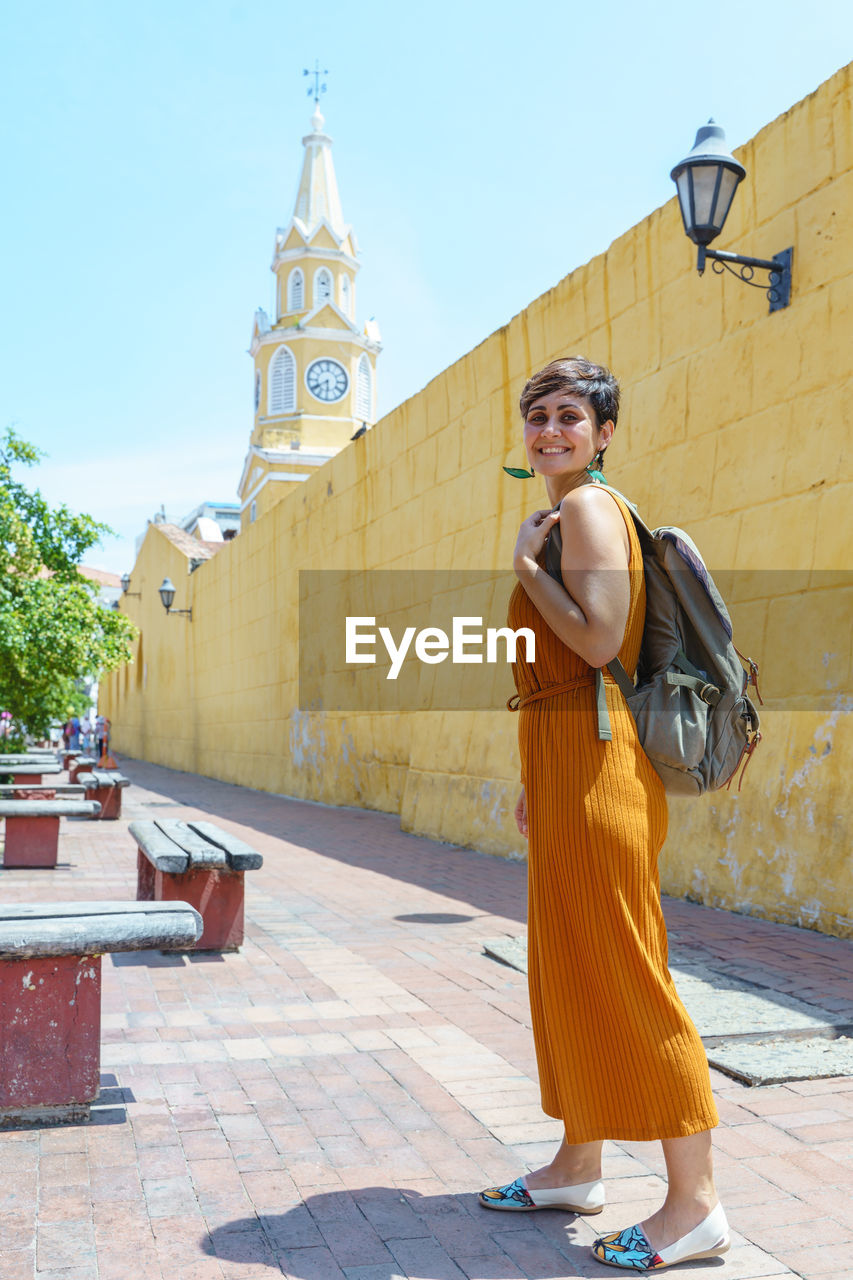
[272,245,360,271]
[251,326,380,354]
[240,470,311,511]
[237,442,339,495]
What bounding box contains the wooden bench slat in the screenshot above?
[91,770,129,786]
[129,821,189,873]
[1,764,62,775]
[0,785,84,796]
[0,901,203,957]
[0,800,101,817]
[154,820,228,871]
[188,821,264,871]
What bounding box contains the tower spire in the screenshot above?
[292,96,345,237]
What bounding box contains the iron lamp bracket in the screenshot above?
[697,245,793,312]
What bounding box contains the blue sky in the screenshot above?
[3,0,851,573]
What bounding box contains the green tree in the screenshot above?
[0,428,137,738]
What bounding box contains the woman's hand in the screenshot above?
[513,508,561,573]
[514,786,528,838]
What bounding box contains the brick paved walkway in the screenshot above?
[2,758,853,1280]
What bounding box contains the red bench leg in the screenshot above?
[98,788,122,820]
[3,816,60,868]
[136,848,156,900]
[155,867,245,951]
[0,954,101,1124]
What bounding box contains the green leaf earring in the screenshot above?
[502,465,535,479]
[586,448,608,484]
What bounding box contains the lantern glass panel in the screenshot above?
[714,167,740,233]
[692,164,722,229]
[674,169,693,234]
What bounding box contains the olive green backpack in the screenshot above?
[546,486,763,796]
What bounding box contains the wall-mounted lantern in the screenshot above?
[120,572,141,598]
[670,120,793,312]
[158,577,192,620]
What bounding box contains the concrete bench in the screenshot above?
[0,799,102,868]
[68,756,97,784]
[0,783,85,799]
[77,769,129,820]
[0,749,57,760]
[131,819,262,951]
[0,901,202,1125]
[0,761,62,785]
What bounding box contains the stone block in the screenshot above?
[753,91,836,230]
[580,260,608,334]
[711,404,793,516]
[735,490,822,584]
[4,815,60,868]
[150,865,245,952]
[610,297,659,385]
[0,954,101,1121]
[542,280,585,357]
[658,272,724,364]
[605,226,638,319]
[795,168,853,293]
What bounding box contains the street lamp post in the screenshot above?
[158,578,192,620]
[670,120,793,312]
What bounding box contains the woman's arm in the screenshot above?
[513,486,630,668]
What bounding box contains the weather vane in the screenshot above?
[303,60,328,107]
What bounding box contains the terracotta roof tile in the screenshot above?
[78,566,122,588]
[154,524,226,561]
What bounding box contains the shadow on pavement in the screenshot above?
[120,756,528,925]
[204,1186,610,1278]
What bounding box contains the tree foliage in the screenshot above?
[0,428,137,736]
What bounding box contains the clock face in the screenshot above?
[306,358,349,403]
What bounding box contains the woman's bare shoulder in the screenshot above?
[558,485,630,557]
[558,483,624,521]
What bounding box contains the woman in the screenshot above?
[478,358,729,1271]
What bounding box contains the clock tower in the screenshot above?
[238,105,382,526]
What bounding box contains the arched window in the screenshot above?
[250,500,257,524]
[315,268,333,306]
[356,354,372,421]
[268,346,296,415]
[340,275,351,315]
[253,371,261,412]
[287,268,304,312]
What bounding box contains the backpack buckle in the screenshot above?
[699,682,721,706]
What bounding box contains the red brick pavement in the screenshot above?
[0,756,852,1279]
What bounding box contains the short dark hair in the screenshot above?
[519,357,620,429]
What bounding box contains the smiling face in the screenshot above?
[523,389,613,477]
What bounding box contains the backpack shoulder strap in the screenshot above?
[605,656,635,701]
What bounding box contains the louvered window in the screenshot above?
[356,355,372,421]
[340,275,350,314]
[269,346,296,415]
[287,269,304,311]
[315,269,332,304]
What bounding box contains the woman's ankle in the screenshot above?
[527,1159,601,1188]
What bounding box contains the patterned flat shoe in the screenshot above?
[592,1203,730,1270]
[479,1175,605,1213]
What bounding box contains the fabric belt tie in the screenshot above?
[507,671,619,742]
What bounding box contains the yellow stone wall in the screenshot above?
[104,63,853,937]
